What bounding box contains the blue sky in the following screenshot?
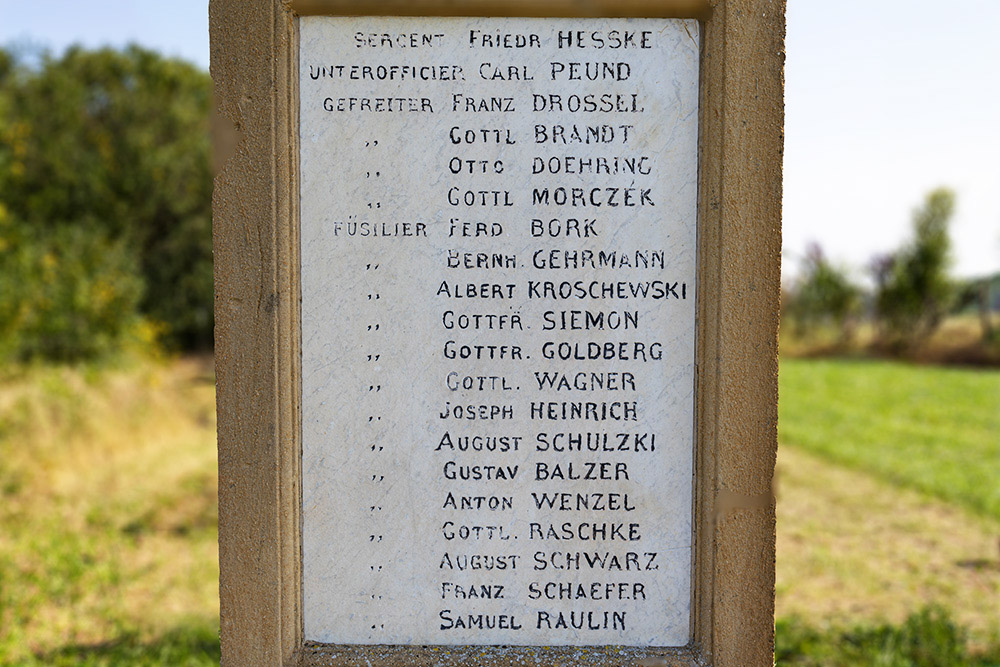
[1,0,998,280]
[0,1,210,68]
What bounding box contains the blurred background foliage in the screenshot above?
[782,186,999,364]
[0,44,213,361]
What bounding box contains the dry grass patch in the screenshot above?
[777,444,1000,642]
[0,356,219,663]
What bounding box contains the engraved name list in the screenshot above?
[299,16,699,648]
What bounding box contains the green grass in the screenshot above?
[0,357,219,664]
[779,358,1000,521]
[776,606,1000,667]
[6,623,220,667]
[775,445,1000,638]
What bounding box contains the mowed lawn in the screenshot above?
[779,358,1000,522]
[776,444,1000,639]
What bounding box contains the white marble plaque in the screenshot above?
[300,16,699,647]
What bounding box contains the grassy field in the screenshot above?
[779,357,1000,521]
[776,445,1000,641]
[1,355,998,664]
[0,357,219,665]
[777,358,1000,663]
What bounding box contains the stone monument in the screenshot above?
[212,1,783,665]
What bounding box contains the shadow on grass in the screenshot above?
[22,622,220,667]
[777,606,1000,667]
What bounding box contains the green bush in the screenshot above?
[0,209,144,362]
[0,44,213,353]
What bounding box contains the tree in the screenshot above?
[785,243,861,342]
[873,188,955,345]
[0,45,213,351]
[954,274,999,342]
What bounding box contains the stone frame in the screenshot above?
[211,1,784,665]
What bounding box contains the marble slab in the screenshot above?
[299,15,700,647]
